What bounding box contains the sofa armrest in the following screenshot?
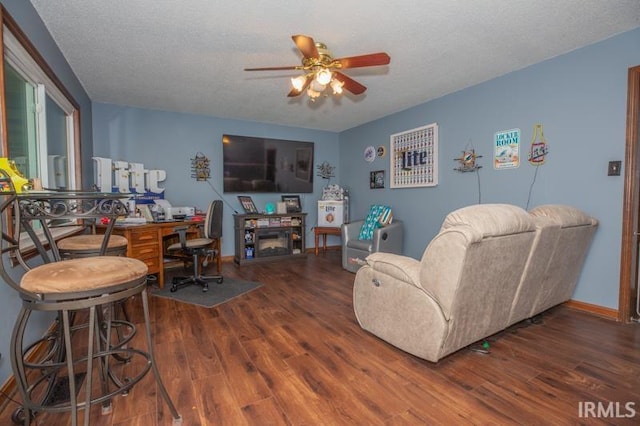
[371,220,403,253]
[342,220,364,245]
[365,252,420,287]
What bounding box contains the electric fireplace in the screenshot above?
[256,230,290,257]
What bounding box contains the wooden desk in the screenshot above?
[101,220,217,288]
[314,226,342,255]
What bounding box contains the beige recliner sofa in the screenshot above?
[508,204,599,324]
[352,203,597,363]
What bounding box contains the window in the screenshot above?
[1,7,81,189]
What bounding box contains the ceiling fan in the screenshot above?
[244,35,390,99]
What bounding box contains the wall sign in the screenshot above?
[370,170,385,189]
[93,156,166,204]
[493,128,520,170]
[190,152,210,181]
[528,123,549,165]
[390,123,438,188]
[364,146,376,163]
[454,149,482,173]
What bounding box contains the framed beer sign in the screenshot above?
[390,123,438,188]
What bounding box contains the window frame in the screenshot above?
[0,6,82,188]
[0,6,83,252]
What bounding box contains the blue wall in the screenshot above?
[91,104,341,256]
[0,0,94,385]
[0,0,637,386]
[341,28,640,309]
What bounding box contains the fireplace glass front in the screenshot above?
[256,230,290,257]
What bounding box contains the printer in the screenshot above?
[167,206,195,219]
[153,200,195,220]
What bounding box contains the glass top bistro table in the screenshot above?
[0,184,182,425]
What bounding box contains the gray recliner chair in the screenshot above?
[341,219,404,273]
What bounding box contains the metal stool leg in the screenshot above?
[10,306,32,425]
[140,288,182,424]
[11,308,84,425]
[61,308,80,426]
[95,307,112,414]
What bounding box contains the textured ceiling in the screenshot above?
[30,0,640,132]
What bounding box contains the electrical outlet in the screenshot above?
[608,161,621,176]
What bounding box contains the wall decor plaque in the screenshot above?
[390,123,438,188]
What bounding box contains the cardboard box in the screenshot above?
[318,200,348,227]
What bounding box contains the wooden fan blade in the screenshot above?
[292,34,319,59]
[333,72,367,95]
[244,66,299,71]
[335,52,390,69]
[287,74,313,97]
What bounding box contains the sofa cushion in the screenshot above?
[358,205,393,240]
[441,203,534,238]
[529,204,597,227]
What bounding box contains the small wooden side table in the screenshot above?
[314,226,342,255]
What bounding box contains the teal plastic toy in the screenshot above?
[265,202,276,214]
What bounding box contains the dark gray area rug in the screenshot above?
[151,278,263,308]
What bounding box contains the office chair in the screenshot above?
[167,200,223,292]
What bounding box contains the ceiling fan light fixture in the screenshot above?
[310,79,326,93]
[291,75,307,92]
[247,35,390,99]
[315,68,332,85]
[330,78,344,95]
[307,86,321,99]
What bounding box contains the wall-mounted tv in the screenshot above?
[222,134,314,193]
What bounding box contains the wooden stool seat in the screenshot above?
[57,234,128,258]
[21,256,147,296]
[57,234,128,250]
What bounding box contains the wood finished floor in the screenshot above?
[1,250,639,425]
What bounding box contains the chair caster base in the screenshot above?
[170,275,222,292]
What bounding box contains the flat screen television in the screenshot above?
[222,134,314,193]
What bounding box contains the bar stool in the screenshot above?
[23,193,134,371]
[0,179,182,425]
[57,227,132,365]
[57,234,128,258]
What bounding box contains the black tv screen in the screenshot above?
[222,134,314,193]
